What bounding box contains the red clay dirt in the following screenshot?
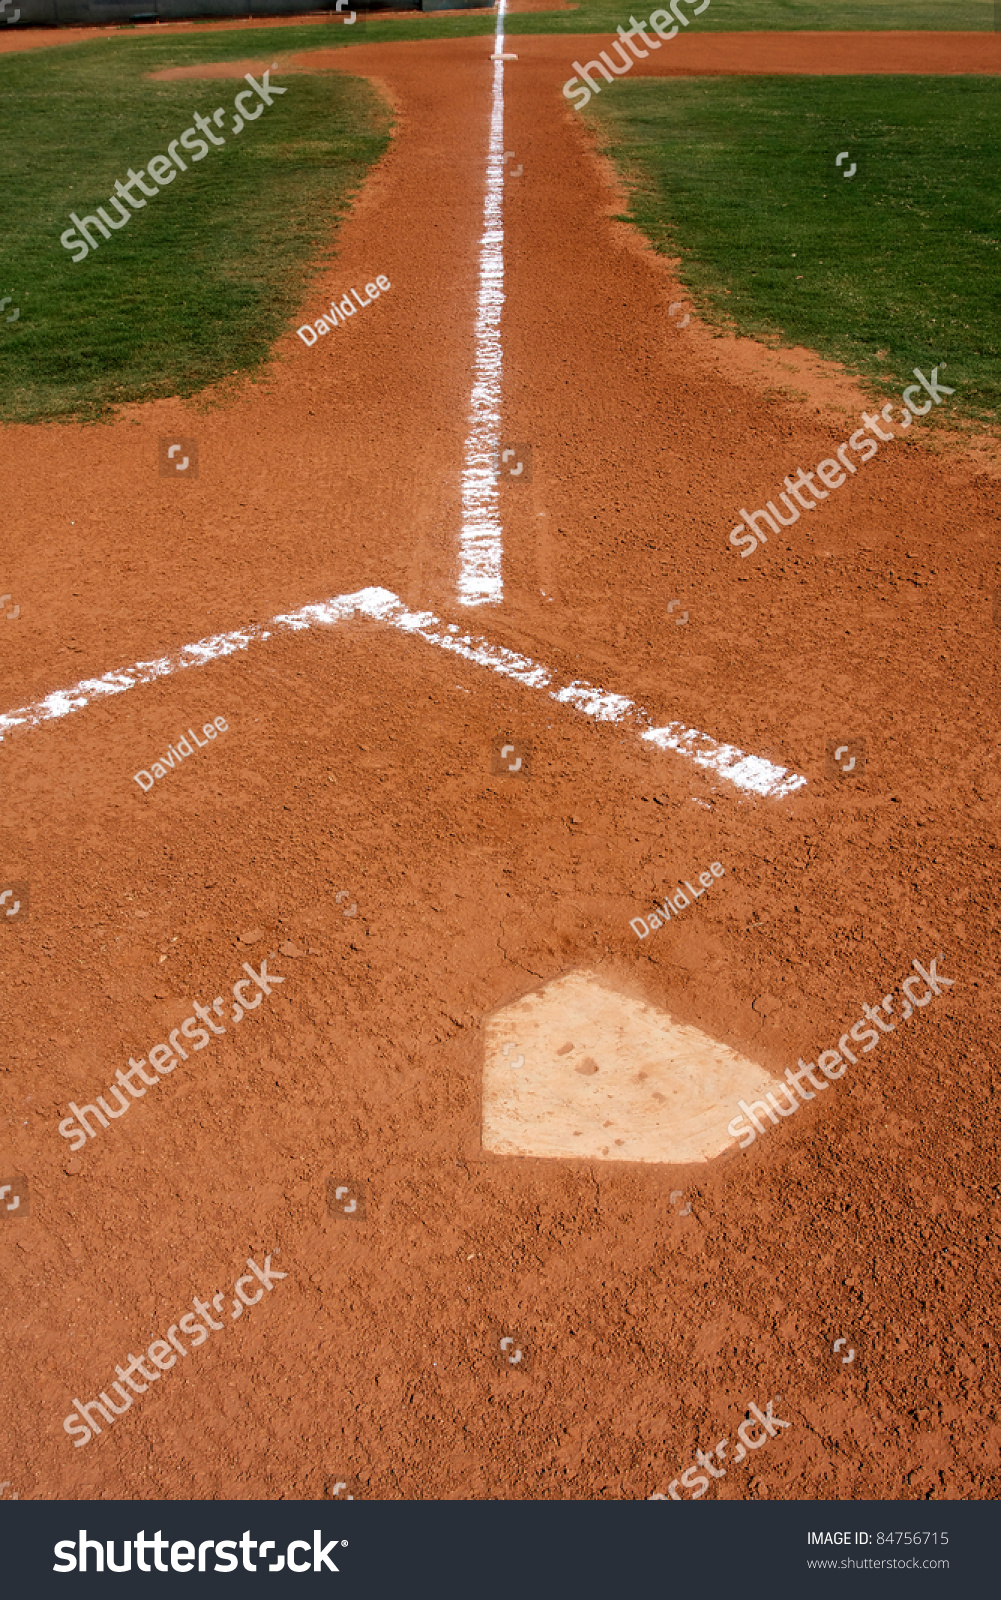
[1,27,998,1504]
[563,27,1001,75]
[0,9,489,54]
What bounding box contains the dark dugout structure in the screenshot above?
[10,0,485,22]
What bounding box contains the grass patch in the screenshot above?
[0,3,990,421]
[502,0,992,39]
[586,74,1001,424]
[0,42,391,421]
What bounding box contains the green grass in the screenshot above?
[0,42,391,421]
[503,0,992,39]
[585,75,1001,424]
[0,0,991,421]
[112,1,990,38]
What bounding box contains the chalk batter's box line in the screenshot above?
[0,586,807,802]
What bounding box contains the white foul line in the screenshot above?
[457,0,507,609]
[0,584,806,800]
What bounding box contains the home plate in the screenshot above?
[482,971,783,1164]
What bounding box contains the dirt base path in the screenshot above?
[559,27,1001,75]
[0,9,486,54]
[1,32,998,1504]
[5,20,1001,70]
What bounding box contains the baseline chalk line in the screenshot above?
[457,0,508,608]
[0,584,807,800]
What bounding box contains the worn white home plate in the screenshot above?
[482,970,783,1164]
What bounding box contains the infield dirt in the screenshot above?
[1,26,998,1502]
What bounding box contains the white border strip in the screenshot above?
[457,0,507,608]
[0,585,806,800]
